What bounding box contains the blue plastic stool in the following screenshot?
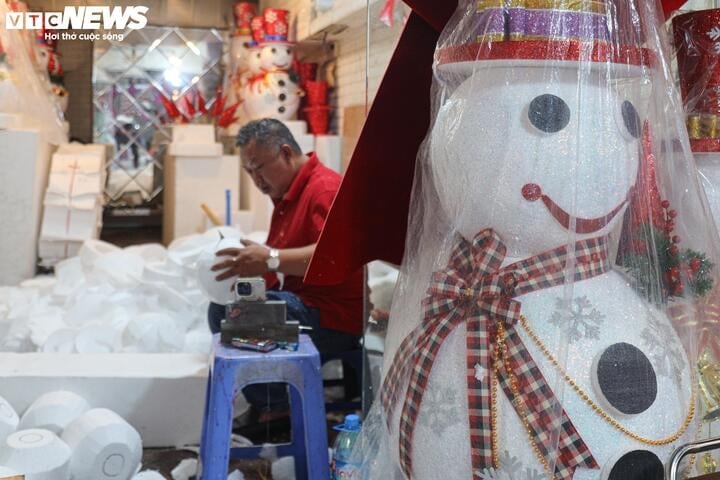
[199,334,330,480]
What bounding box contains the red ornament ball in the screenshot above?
[669,245,679,256]
[672,235,680,244]
[668,210,678,219]
[521,183,542,202]
[691,258,702,272]
[661,200,670,209]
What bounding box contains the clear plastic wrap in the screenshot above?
[358,1,720,479]
[0,1,66,145]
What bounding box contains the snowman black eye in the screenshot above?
[256,53,260,59]
[528,94,570,133]
[272,48,277,54]
[622,100,642,139]
[286,49,291,55]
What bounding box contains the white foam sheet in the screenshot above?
[0,428,71,479]
[61,408,142,480]
[0,466,20,476]
[133,471,166,480]
[19,390,90,435]
[0,396,19,446]
[271,456,295,480]
[170,457,197,480]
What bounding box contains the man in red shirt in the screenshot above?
[208,118,363,426]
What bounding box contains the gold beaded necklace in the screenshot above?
[518,315,696,446]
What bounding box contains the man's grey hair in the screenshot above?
[235,118,302,154]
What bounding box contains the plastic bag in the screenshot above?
[359,1,718,479]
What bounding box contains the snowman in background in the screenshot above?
[241,8,303,121]
[375,3,700,480]
[226,2,256,126]
[0,41,20,114]
[35,34,68,114]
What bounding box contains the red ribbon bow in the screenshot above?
[381,229,609,479]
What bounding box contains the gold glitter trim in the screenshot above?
[477,0,607,14]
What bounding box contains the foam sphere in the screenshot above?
[197,236,243,305]
[61,408,142,480]
[0,429,71,480]
[19,391,90,435]
[0,395,19,446]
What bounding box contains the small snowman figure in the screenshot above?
[241,8,303,121]
[227,4,258,126]
[371,3,706,480]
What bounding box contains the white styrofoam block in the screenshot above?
[271,456,295,480]
[38,240,83,260]
[0,113,22,129]
[170,457,197,480]
[61,408,142,480]
[79,240,120,271]
[315,135,342,173]
[142,262,185,290]
[0,353,208,447]
[283,120,307,138]
[0,129,52,286]
[171,124,215,145]
[133,471,165,480]
[50,153,103,174]
[56,144,106,162]
[40,204,99,241]
[0,396,19,446]
[19,391,90,435]
[0,465,20,476]
[168,143,223,157]
[166,154,240,241]
[296,134,315,154]
[46,172,103,198]
[0,428,72,479]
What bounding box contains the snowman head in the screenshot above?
[431,61,645,257]
[259,43,294,71]
[247,47,264,75]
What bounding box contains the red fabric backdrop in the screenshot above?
[305,0,687,286]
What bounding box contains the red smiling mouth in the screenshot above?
[521,183,627,234]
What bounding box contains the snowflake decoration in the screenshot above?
[708,27,720,54]
[418,386,461,435]
[275,23,288,36]
[475,453,549,480]
[641,311,686,386]
[549,296,605,343]
[265,10,278,23]
[475,363,488,383]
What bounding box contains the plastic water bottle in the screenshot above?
[331,414,362,479]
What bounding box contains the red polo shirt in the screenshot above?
[265,153,364,336]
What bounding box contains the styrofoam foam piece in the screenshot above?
[315,135,342,173]
[27,306,66,346]
[196,236,243,305]
[271,456,296,480]
[124,244,167,263]
[39,240,83,261]
[19,391,90,434]
[133,471,166,480]
[124,313,184,353]
[172,124,215,144]
[56,143,106,161]
[0,429,71,479]
[75,325,121,354]
[227,470,245,480]
[41,329,77,353]
[0,465,20,476]
[79,240,121,272]
[282,120,307,138]
[0,396,19,446]
[92,251,146,287]
[41,204,99,241]
[46,172,102,197]
[50,153,103,174]
[296,134,315,154]
[168,143,223,157]
[142,261,185,290]
[245,231,268,245]
[167,234,208,268]
[183,328,212,355]
[61,408,142,480]
[19,276,56,294]
[170,457,197,480]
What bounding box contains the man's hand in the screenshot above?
[211,238,270,281]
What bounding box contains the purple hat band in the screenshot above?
[475,7,610,42]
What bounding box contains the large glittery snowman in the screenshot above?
[241,8,303,121]
[373,3,701,480]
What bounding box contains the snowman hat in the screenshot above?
[245,15,265,48]
[436,0,654,76]
[260,8,295,47]
[232,2,256,37]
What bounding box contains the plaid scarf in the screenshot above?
[381,229,610,480]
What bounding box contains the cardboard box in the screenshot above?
[168,142,223,157]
